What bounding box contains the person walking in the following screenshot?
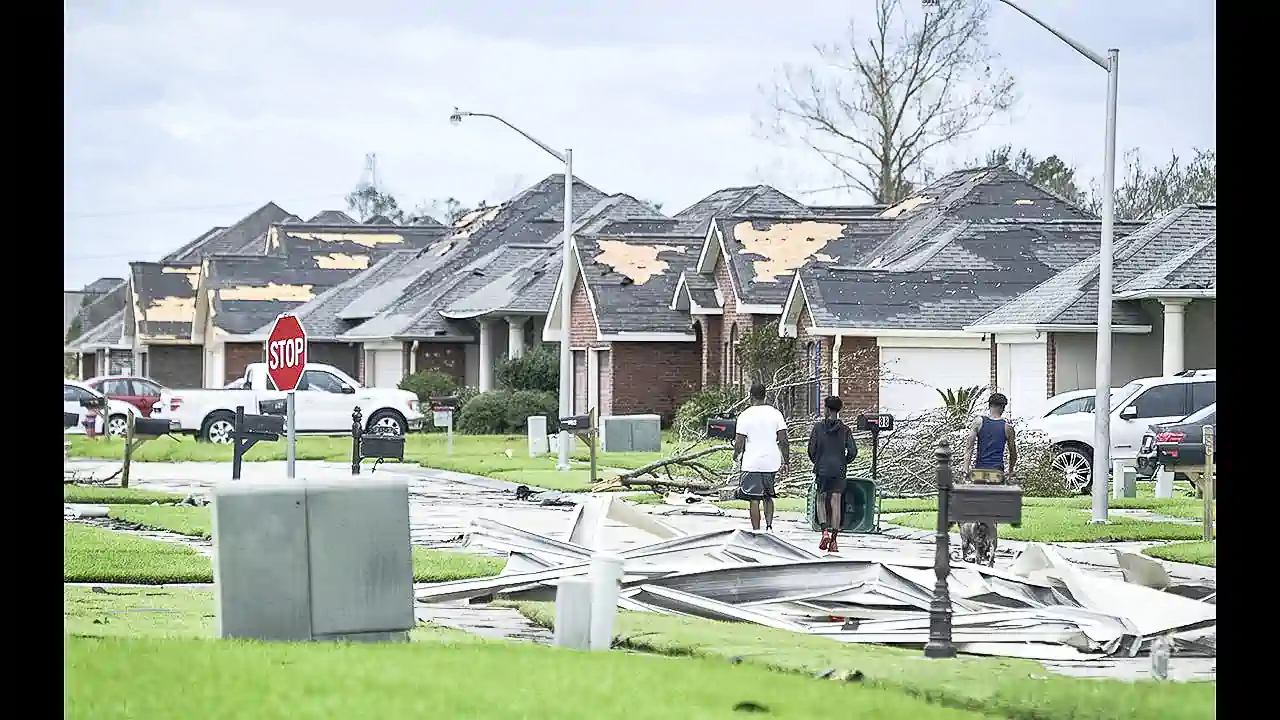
[807,396,858,553]
[733,382,790,532]
[961,392,1017,565]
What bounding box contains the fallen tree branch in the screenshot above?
[618,443,732,481]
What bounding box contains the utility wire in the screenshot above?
[64,193,349,219]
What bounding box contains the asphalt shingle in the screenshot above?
[163,203,294,263]
[129,263,201,340]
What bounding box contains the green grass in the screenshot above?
[65,523,211,584]
[890,505,1213,542]
[109,505,213,538]
[67,636,981,720]
[512,601,1214,720]
[65,485,184,505]
[1143,540,1216,567]
[411,548,505,583]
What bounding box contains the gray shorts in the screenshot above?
[737,471,777,500]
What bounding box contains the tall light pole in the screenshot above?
[923,0,1118,521]
[450,108,576,472]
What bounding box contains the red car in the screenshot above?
[84,376,168,418]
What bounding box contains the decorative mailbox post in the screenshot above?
[559,409,598,486]
[351,407,407,475]
[429,396,460,455]
[230,404,286,481]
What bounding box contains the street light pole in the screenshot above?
[450,108,576,472]
[925,0,1119,521]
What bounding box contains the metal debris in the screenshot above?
[415,500,1216,661]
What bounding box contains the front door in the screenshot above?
[1113,383,1191,458]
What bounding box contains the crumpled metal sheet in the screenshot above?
[415,500,1216,661]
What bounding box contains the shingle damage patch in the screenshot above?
[594,240,687,285]
[219,283,315,302]
[314,253,370,270]
[161,265,201,289]
[284,231,404,248]
[732,220,847,283]
[144,297,196,323]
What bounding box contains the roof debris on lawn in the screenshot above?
[415,496,1216,662]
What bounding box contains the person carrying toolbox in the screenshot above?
[807,396,858,553]
[961,392,1017,565]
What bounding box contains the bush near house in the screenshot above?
[456,391,514,434]
[399,370,458,403]
[495,346,559,393]
[504,390,558,432]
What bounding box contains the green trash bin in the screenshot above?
[805,476,878,533]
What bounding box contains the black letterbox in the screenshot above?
[360,431,406,461]
[429,396,460,410]
[133,417,175,438]
[64,411,81,429]
[258,399,287,416]
[855,413,895,432]
[559,415,591,432]
[706,417,737,440]
[244,413,285,439]
[948,484,1023,525]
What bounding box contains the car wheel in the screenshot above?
[367,410,407,436]
[202,412,236,444]
[107,415,129,437]
[1052,445,1093,495]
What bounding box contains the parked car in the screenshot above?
[1035,388,1101,419]
[1136,402,1217,480]
[151,362,424,443]
[1022,369,1216,494]
[63,380,140,436]
[84,375,167,417]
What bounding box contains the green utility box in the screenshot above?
[806,476,878,533]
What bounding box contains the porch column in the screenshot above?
[478,318,495,392]
[506,316,527,360]
[1160,299,1190,376]
[76,353,84,380]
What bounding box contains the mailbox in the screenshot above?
[242,413,285,440]
[856,413,894,432]
[948,484,1023,525]
[360,426,406,462]
[133,417,175,438]
[79,395,108,411]
[428,396,460,409]
[706,417,737,440]
[558,414,592,432]
[258,398,288,416]
[63,411,81,429]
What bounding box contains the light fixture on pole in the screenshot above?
[923,0,1119,521]
[450,108,576,472]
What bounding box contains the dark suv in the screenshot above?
[1136,402,1217,480]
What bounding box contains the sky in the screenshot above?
[64,0,1216,289]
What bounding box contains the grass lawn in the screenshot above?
[512,601,1214,720]
[65,485,184,505]
[67,635,981,720]
[1143,540,1216,567]
[889,505,1212,543]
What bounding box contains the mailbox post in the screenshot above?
[559,410,598,486]
[231,404,285,481]
[856,413,894,530]
[121,414,175,488]
[1202,425,1214,541]
[429,396,459,455]
[350,406,407,475]
[924,440,957,659]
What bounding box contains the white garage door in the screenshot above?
[371,349,404,388]
[1006,343,1047,420]
[879,347,990,419]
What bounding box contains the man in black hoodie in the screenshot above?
[807,396,858,553]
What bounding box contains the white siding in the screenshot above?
[878,346,989,419]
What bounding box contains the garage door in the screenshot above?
[370,349,404,388]
[1006,343,1047,420]
[879,347,989,419]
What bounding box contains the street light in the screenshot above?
[450,108,576,472]
[924,0,1118,522]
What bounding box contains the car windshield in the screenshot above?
[1112,382,1142,406]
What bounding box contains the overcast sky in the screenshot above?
[64,0,1215,289]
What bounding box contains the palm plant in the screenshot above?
[937,386,987,425]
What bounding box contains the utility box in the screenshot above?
[600,414,661,453]
[212,475,414,643]
[528,416,549,457]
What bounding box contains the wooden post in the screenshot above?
[121,413,135,489]
[1202,425,1214,541]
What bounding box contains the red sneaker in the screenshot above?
[819,530,831,551]
[827,534,839,554]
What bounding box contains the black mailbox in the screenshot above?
[559,414,591,432]
[242,413,285,439]
[948,484,1023,525]
[360,426,406,461]
[133,417,175,438]
[856,413,895,432]
[706,417,737,440]
[79,395,108,411]
[63,411,81,429]
[428,396,460,409]
[258,398,287,416]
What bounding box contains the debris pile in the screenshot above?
[415,496,1216,661]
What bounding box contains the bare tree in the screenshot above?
[764,0,1015,204]
[1088,147,1216,221]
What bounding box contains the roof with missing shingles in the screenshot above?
[163,203,294,263]
[130,262,201,341]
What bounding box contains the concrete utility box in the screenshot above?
[212,475,414,643]
[1111,461,1138,499]
[600,414,661,453]
[528,416,549,457]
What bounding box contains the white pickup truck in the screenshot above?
[151,362,423,443]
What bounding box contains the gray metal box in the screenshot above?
[947,484,1023,525]
[212,475,414,643]
[600,414,662,452]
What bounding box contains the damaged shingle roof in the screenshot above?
[130,263,201,341]
[442,251,562,319]
[163,203,294,263]
[267,250,428,340]
[807,204,888,218]
[205,255,354,336]
[673,271,720,310]
[67,308,129,352]
[970,204,1216,329]
[577,232,701,335]
[673,186,808,236]
[308,210,357,225]
[83,277,125,294]
[265,222,447,271]
[798,218,1148,331]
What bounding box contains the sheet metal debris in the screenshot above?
[415,500,1216,660]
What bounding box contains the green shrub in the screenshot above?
[398,370,457,403]
[451,385,481,428]
[457,391,513,434]
[495,345,559,394]
[505,390,558,432]
[674,385,744,440]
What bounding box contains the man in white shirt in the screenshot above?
[733,382,791,532]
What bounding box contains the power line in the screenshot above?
[64,194,349,220]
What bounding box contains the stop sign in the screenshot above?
[266,314,308,392]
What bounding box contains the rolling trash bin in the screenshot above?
[806,476,878,533]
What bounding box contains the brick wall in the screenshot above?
[569,278,607,349]
[713,260,753,386]
[416,342,466,387]
[795,304,833,402]
[610,341,701,424]
[699,315,722,388]
[989,336,998,393]
[225,342,263,384]
[837,336,878,415]
[1045,333,1057,397]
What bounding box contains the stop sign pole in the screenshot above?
[266,314,308,479]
